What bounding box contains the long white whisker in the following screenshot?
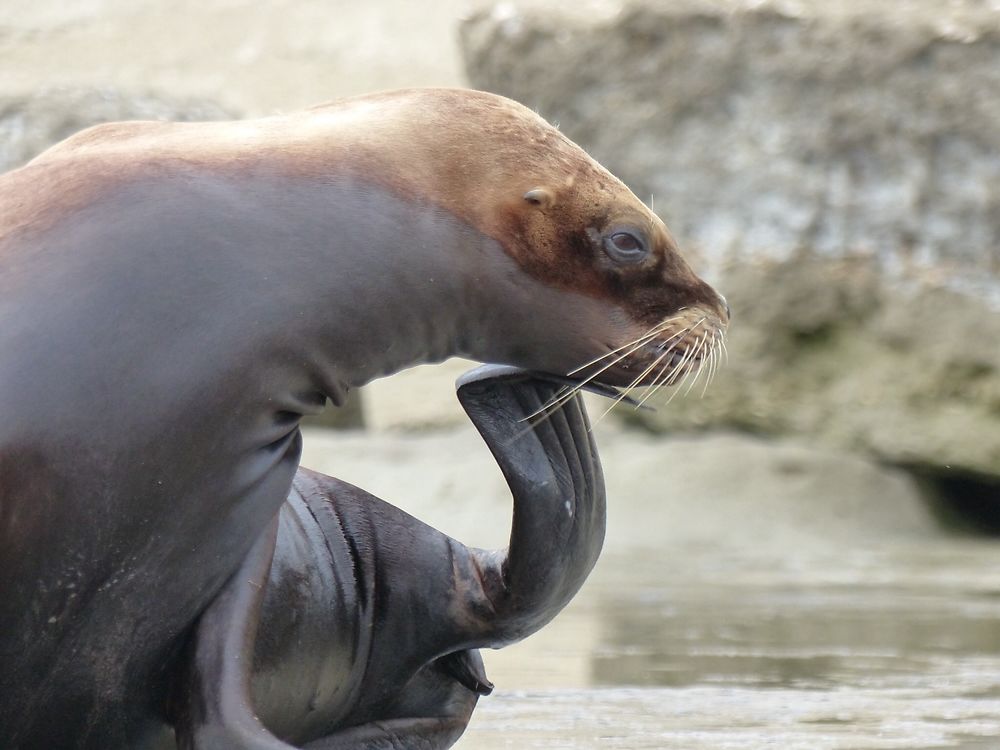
[632,322,701,409]
[663,337,703,406]
[683,335,710,397]
[593,388,635,424]
[594,359,664,424]
[520,388,577,423]
[520,310,725,425]
[635,352,679,409]
[689,333,717,398]
[653,324,701,389]
[594,345,676,422]
[548,317,695,411]
[666,363,697,405]
[712,331,724,380]
[698,335,716,394]
[637,340,692,411]
[590,319,704,423]
[566,316,684,377]
[521,329,669,422]
[701,335,719,398]
[675,319,707,391]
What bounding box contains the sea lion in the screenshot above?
[170,367,604,750]
[0,87,728,748]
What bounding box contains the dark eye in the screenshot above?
[603,231,648,263]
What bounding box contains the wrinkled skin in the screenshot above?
[170,367,605,750]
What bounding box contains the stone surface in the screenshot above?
[617,253,1000,480]
[461,0,1000,297]
[461,0,1000,485]
[0,88,234,172]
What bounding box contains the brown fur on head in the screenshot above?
[356,89,730,390]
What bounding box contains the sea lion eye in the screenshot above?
[603,231,648,263]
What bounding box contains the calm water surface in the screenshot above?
[458,541,1000,749]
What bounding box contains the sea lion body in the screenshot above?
[0,89,726,748]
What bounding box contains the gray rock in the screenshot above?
[461,0,1000,293]
[0,87,235,172]
[461,0,1000,488]
[617,253,1000,481]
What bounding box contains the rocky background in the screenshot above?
[461,0,1000,531]
[3,0,998,534]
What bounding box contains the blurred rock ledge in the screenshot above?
[620,253,1000,502]
[461,0,1000,292]
[0,87,237,172]
[461,0,1000,527]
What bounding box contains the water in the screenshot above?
[459,542,1000,749]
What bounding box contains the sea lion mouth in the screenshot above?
[528,310,728,418]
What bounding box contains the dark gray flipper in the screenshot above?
[454,365,607,646]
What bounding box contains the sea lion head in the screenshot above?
[490,155,729,397]
[430,90,730,398]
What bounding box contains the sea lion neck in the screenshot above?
[142,168,490,393]
[250,174,485,391]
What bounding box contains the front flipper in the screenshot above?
[172,515,295,750]
[455,365,607,646]
[172,499,490,750]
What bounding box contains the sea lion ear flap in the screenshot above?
[523,187,556,210]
